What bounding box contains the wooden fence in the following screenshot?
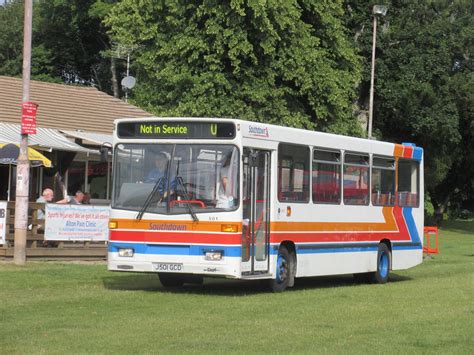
[0,202,107,259]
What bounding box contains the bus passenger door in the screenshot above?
[242,148,270,275]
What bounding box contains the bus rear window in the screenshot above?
[398,159,419,207]
[372,157,395,206]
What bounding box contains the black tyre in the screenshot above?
[158,273,185,287]
[269,246,292,292]
[371,243,391,284]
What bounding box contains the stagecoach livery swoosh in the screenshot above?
[108,144,423,255]
[269,206,415,243]
[109,205,419,252]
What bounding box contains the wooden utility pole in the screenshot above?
[14,0,33,265]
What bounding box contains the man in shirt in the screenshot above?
[36,188,67,247]
[70,191,84,204]
[36,188,68,219]
[145,152,175,196]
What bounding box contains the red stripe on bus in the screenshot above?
[109,230,241,245]
[402,146,414,158]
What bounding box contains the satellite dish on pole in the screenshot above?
[121,76,136,89]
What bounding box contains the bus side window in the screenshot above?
[398,159,419,207]
[372,156,395,206]
[343,153,369,205]
[312,149,341,204]
[278,144,310,203]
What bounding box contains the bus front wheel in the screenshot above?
[158,273,185,287]
[269,246,292,292]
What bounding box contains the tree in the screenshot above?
[0,0,120,92]
[106,0,363,134]
[0,0,57,82]
[35,0,114,91]
[345,0,473,212]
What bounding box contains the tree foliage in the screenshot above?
[1,0,472,211]
[0,0,118,90]
[106,0,362,134]
[345,0,473,210]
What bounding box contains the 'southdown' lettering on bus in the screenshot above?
[150,223,188,231]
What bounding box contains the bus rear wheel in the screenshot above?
[268,246,292,292]
[371,243,391,284]
[158,273,185,287]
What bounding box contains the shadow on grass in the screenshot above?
[439,219,474,234]
[102,274,267,295]
[102,272,412,295]
[293,273,411,290]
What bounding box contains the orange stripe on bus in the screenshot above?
[271,207,397,232]
[110,219,242,233]
[112,207,397,234]
[393,144,404,158]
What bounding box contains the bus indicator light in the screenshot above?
[286,206,292,216]
[221,224,238,233]
[109,221,118,229]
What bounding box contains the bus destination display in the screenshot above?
[117,121,235,139]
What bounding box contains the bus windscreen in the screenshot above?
[117,121,235,139]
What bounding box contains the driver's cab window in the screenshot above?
[170,145,239,212]
[113,144,239,214]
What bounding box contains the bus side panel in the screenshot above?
[392,249,422,270]
[294,250,378,277]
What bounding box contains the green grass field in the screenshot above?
[1,221,473,354]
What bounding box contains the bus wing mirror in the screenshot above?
[100,143,112,162]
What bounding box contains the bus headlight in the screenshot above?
[118,248,134,257]
[205,250,223,261]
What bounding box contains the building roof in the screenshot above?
[0,123,95,153]
[0,75,152,134]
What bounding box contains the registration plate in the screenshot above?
[153,262,183,272]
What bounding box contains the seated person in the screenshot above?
[36,188,68,247]
[36,188,68,220]
[216,170,235,209]
[145,152,176,200]
[145,152,169,183]
[82,192,91,204]
[70,190,84,204]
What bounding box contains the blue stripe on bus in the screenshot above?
[293,246,378,254]
[402,207,421,244]
[412,147,423,161]
[109,242,242,257]
[392,244,422,250]
[110,241,422,257]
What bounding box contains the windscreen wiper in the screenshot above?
[136,177,164,221]
[136,161,170,221]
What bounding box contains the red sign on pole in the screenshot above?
[21,101,38,134]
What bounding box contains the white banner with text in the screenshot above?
[45,204,110,241]
[0,201,7,245]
